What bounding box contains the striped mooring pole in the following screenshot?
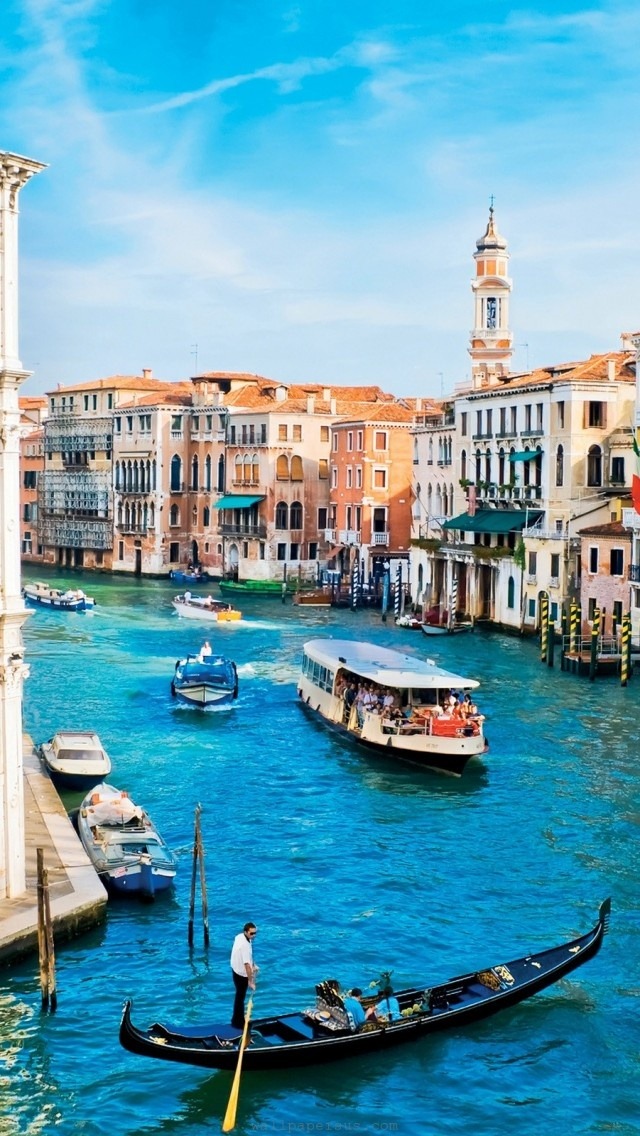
[620,612,631,686]
[394,563,402,620]
[450,575,458,628]
[540,594,549,663]
[569,600,578,655]
[589,607,601,681]
[560,604,568,671]
[351,559,359,611]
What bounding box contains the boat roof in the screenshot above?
[51,730,106,752]
[302,639,479,690]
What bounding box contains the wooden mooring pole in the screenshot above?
[36,848,57,1011]
[560,604,568,671]
[188,805,210,948]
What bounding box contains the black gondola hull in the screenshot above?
[119,900,610,1072]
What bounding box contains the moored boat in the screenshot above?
[395,615,422,630]
[169,567,211,584]
[171,644,238,708]
[172,593,241,622]
[218,579,289,596]
[293,589,332,607]
[119,899,610,1072]
[422,605,473,635]
[24,581,95,611]
[77,784,177,898]
[38,730,112,791]
[298,638,487,776]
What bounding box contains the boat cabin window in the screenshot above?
[410,688,440,708]
[301,654,334,692]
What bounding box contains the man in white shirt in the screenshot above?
[230,921,258,1029]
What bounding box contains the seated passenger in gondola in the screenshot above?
[342,987,366,1030]
[367,982,402,1022]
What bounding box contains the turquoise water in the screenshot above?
[2,571,639,1135]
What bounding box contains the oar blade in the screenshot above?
[221,997,253,1133]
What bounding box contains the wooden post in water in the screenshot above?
[36,848,57,1011]
[197,808,210,948]
[569,600,579,655]
[540,594,549,663]
[188,805,201,948]
[589,607,600,681]
[560,604,568,671]
[620,613,631,686]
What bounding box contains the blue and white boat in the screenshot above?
[171,643,238,709]
[169,567,211,585]
[77,784,177,898]
[24,581,95,611]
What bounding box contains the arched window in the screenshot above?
[428,438,433,464]
[143,502,148,529]
[509,449,517,484]
[252,454,260,483]
[204,454,212,491]
[191,455,199,491]
[117,502,123,525]
[170,504,179,526]
[475,449,482,486]
[170,455,182,492]
[124,502,130,528]
[587,445,602,487]
[484,448,491,483]
[507,576,515,609]
[417,564,424,594]
[217,454,225,492]
[152,460,157,490]
[133,461,139,492]
[460,449,467,482]
[290,455,303,481]
[146,460,151,491]
[275,501,288,529]
[235,454,243,483]
[290,501,303,529]
[203,506,210,527]
[115,462,121,490]
[556,445,564,487]
[126,460,133,491]
[449,483,454,515]
[435,486,442,515]
[442,486,448,515]
[498,448,505,486]
[427,484,433,513]
[149,502,155,527]
[534,450,542,489]
[276,454,289,480]
[243,455,251,483]
[139,461,146,492]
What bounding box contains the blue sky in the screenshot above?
[2,0,639,397]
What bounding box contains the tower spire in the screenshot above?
[468,203,513,388]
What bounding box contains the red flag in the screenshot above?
[632,474,640,515]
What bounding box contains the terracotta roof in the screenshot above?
[467,351,636,396]
[334,403,415,425]
[19,396,47,409]
[46,375,171,395]
[117,385,193,409]
[577,520,631,537]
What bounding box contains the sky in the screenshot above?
[1,0,639,399]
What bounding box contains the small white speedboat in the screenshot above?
[39,730,112,791]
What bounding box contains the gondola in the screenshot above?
[119,899,610,1072]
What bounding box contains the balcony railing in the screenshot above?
[324,528,336,543]
[218,522,267,539]
[549,576,560,589]
[372,531,390,545]
[338,529,361,545]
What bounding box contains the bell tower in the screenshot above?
[469,203,513,388]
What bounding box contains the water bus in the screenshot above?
[297,639,487,776]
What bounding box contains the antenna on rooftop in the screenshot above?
[191,343,199,375]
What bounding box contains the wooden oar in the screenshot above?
[221,996,253,1133]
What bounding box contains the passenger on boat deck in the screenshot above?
[367,985,402,1022]
[184,591,191,602]
[382,691,395,712]
[343,988,366,1029]
[344,683,357,711]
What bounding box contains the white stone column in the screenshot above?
[0,151,45,897]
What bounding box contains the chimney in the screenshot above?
[416,397,422,411]
[142,368,152,380]
[322,387,331,402]
[275,385,287,402]
[306,394,316,415]
[330,397,337,414]
[607,358,616,381]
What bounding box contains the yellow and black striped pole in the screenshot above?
[540,594,549,663]
[547,601,555,668]
[620,612,631,686]
[560,604,568,671]
[589,607,600,681]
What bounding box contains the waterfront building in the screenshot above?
[328,401,415,585]
[0,148,45,898]
[39,371,171,570]
[577,520,632,637]
[411,207,637,635]
[19,396,47,565]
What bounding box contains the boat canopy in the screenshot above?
[302,639,479,691]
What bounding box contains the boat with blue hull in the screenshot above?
[171,643,238,708]
[119,900,610,1072]
[77,784,177,898]
[24,581,95,611]
[169,568,211,585]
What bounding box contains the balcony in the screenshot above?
[472,431,494,441]
[218,522,267,539]
[372,531,390,546]
[339,529,361,546]
[549,576,560,589]
[324,528,336,543]
[525,574,537,585]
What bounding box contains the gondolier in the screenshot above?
[230,922,259,1029]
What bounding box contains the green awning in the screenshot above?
[508,450,542,462]
[442,509,543,534]
[214,494,265,509]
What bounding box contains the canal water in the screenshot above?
[2,571,639,1136]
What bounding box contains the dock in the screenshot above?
[0,738,108,966]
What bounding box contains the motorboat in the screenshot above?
[77,784,177,898]
[38,730,112,791]
[172,593,241,622]
[169,568,211,584]
[171,644,238,708]
[298,638,487,777]
[119,900,610,1071]
[24,582,95,611]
